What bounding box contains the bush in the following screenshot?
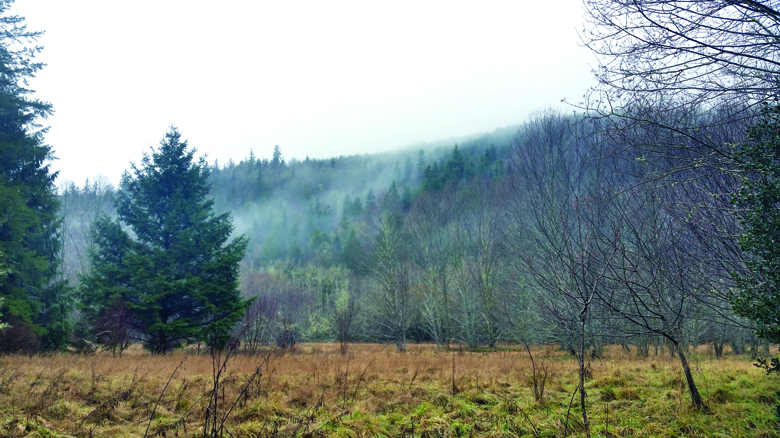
[0,316,40,354]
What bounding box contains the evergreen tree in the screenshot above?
[82,128,248,353]
[271,145,284,167]
[401,185,413,214]
[340,229,364,273]
[341,194,353,218]
[0,1,70,352]
[732,105,780,345]
[416,150,426,181]
[447,145,467,180]
[403,156,413,183]
[365,189,378,217]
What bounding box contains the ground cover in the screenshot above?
[0,343,777,437]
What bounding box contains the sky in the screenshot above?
[12,1,598,187]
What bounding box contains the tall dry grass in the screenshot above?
[0,343,777,437]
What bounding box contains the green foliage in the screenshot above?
[756,357,780,375]
[82,128,248,353]
[0,1,70,351]
[342,194,363,218]
[732,105,780,345]
[421,144,506,192]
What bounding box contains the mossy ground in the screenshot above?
[0,343,777,437]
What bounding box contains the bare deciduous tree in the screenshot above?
[505,111,614,437]
[583,0,780,107]
[457,178,508,348]
[406,187,459,348]
[366,184,414,352]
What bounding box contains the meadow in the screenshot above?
[0,343,778,437]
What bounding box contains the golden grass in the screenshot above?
[0,343,778,437]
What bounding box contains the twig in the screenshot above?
[219,363,264,426]
[291,388,326,436]
[144,357,187,438]
[350,360,372,403]
[563,384,579,438]
[312,410,350,434]
[451,356,458,395]
[524,343,548,401]
[492,391,539,438]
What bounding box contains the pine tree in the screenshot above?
[82,128,248,353]
[0,1,70,352]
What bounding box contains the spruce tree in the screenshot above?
[0,0,70,352]
[83,128,248,353]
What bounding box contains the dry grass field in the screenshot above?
[0,343,778,437]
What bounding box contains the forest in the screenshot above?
[56,116,755,356]
[4,0,780,437]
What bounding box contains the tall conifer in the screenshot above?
[83,128,248,353]
[0,0,69,352]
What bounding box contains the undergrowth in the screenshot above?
[0,343,777,437]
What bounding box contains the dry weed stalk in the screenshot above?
[563,384,579,438]
[493,391,539,438]
[525,343,548,402]
[79,368,140,432]
[144,357,186,438]
[203,343,270,438]
[451,355,458,395]
[350,359,372,404]
[288,388,326,437]
[27,357,76,418]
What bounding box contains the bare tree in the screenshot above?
[366,184,414,352]
[594,179,710,409]
[581,0,779,157]
[453,256,480,349]
[93,297,132,356]
[457,178,508,348]
[239,294,277,354]
[583,0,780,108]
[505,111,614,437]
[406,187,459,348]
[239,270,309,352]
[331,276,360,355]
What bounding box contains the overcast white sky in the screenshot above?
[13,1,597,187]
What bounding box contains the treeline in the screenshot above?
[230,112,759,359]
[53,126,521,346]
[55,112,760,363]
[205,127,514,270]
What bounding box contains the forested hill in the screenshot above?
[59,111,758,360]
[58,124,517,283]
[205,125,516,269]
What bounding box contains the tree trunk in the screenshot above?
[674,340,706,410]
[637,338,649,358]
[730,340,744,356]
[443,275,451,350]
[713,341,724,358]
[396,330,407,352]
[579,314,591,438]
